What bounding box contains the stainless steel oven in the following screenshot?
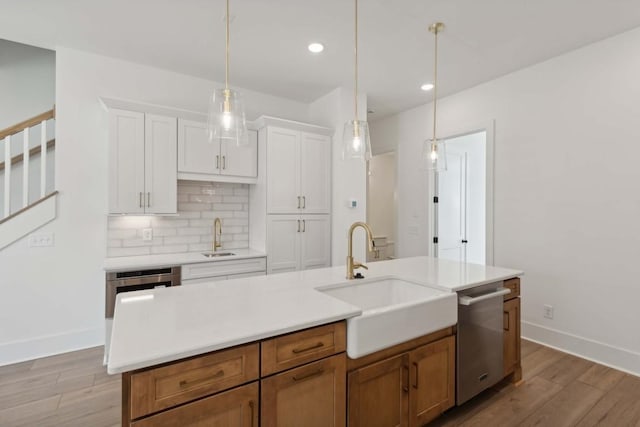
[104,266,181,364]
[456,281,511,405]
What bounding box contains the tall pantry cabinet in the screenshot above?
[250,117,333,274]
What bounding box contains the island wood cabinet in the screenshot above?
[347,329,456,427]
[121,322,346,427]
[266,214,331,274]
[177,118,258,183]
[108,109,177,215]
[265,126,331,214]
[503,277,522,381]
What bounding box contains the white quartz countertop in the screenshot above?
[107,256,522,374]
[103,248,267,272]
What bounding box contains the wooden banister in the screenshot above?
[0,191,58,225]
[0,107,55,141]
[0,139,55,172]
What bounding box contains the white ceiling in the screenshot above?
[1,0,640,118]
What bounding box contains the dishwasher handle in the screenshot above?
[458,287,511,306]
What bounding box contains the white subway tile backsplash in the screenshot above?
[107,181,249,257]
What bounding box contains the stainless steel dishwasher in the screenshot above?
[456,281,511,405]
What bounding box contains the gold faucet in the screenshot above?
[346,222,375,279]
[213,218,222,252]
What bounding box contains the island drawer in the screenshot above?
[261,322,346,376]
[128,343,259,420]
[503,278,520,300]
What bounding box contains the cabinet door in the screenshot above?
[300,132,331,214]
[266,127,300,213]
[267,215,300,274]
[221,129,258,177]
[504,297,521,377]
[348,353,409,427]
[409,336,455,427]
[108,109,145,214]
[177,119,219,175]
[300,214,331,270]
[131,381,258,427]
[261,354,346,427]
[144,114,177,214]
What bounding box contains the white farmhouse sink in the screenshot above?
[318,277,457,359]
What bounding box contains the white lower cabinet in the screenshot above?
[181,257,267,285]
[267,215,330,274]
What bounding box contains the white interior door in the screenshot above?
[437,150,467,262]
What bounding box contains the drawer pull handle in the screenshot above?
[412,362,419,389]
[292,368,324,382]
[291,341,324,354]
[179,369,224,388]
[249,400,255,427]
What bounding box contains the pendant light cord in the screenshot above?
[432,26,438,143]
[354,0,359,121]
[225,0,230,90]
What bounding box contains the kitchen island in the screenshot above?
[108,256,522,426]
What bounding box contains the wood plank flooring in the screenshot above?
[0,340,638,426]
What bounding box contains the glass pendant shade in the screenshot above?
[423,138,447,171]
[207,88,248,146]
[342,120,372,161]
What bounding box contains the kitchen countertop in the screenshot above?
[107,256,522,374]
[103,248,267,272]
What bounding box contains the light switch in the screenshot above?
[28,232,55,247]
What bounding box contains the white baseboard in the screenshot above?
[0,327,104,367]
[522,321,640,377]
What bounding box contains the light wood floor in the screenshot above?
[0,340,638,426]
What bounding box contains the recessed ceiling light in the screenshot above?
[308,43,324,53]
[421,83,435,91]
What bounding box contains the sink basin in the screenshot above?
[319,277,457,358]
[202,252,235,258]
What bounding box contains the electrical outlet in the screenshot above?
[28,232,54,247]
[544,304,554,319]
[142,228,153,241]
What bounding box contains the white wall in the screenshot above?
[0,47,313,365]
[0,39,55,130]
[372,28,640,375]
[308,88,368,265]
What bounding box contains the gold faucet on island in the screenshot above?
[346,221,375,279]
[213,217,222,252]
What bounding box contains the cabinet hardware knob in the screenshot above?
[292,368,324,382]
[302,196,306,209]
[222,155,226,170]
[297,220,301,233]
[216,155,220,169]
[297,196,301,209]
[292,341,324,354]
[413,362,419,389]
[302,219,306,232]
[179,369,224,388]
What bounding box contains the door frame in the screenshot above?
[427,120,495,266]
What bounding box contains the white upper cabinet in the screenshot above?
[177,118,258,183]
[144,114,177,214]
[266,127,330,214]
[108,109,177,215]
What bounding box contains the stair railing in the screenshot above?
[0,107,55,219]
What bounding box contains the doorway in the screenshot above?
[434,131,488,264]
[366,151,396,261]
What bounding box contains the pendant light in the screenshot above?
[342,0,372,161]
[423,22,446,171]
[207,0,248,146]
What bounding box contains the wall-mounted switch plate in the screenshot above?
[142,228,153,241]
[28,232,55,247]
